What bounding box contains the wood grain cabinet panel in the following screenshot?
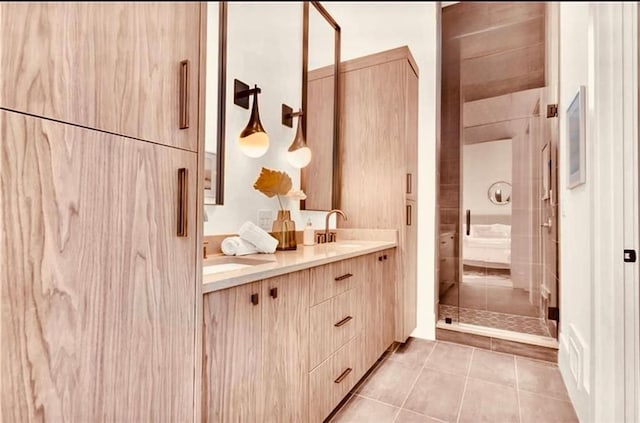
[203,282,263,423]
[262,271,310,422]
[309,257,364,306]
[381,249,397,350]
[0,2,201,151]
[309,288,359,370]
[1,110,197,422]
[338,47,419,343]
[309,335,363,423]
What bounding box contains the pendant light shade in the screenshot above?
[282,105,312,168]
[235,79,269,158]
[287,113,312,168]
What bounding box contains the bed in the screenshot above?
[462,223,511,269]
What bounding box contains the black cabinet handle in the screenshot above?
[251,293,259,306]
[270,287,278,299]
[334,316,353,327]
[179,59,190,129]
[466,209,471,236]
[177,168,188,237]
[334,368,353,384]
[378,256,383,262]
[383,254,388,260]
[334,273,353,281]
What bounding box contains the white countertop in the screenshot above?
[202,240,397,294]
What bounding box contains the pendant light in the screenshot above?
[234,79,269,158]
[282,104,312,168]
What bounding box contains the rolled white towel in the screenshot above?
[238,221,278,253]
[220,236,261,256]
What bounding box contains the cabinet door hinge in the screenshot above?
[547,104,558,118]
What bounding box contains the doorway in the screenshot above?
[437,2,559,345]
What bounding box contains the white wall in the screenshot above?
[558,3,638,422]
[204,2,330,235]
[462,139,512,217]
[557,4,592,421]
[322,2,439,339]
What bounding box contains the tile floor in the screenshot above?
[329,339,577,423]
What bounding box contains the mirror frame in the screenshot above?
[204,1,227,205]
[487,181,512,205]
[301,1,341,210]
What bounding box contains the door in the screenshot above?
[1,110,197,422]
[363,254,382,369]
[381,249,397,349]
[0,2,201,151]
[203,283,263,423]
[262,271,310,422]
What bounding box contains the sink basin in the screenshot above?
[203,256,273,276]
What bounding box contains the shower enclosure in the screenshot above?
[437,2,559,344]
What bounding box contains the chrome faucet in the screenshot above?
[319,209,348,243]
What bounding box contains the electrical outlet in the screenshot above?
[257,209,273,232]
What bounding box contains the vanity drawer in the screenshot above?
[309,287,360,370]
[309,335,363,423]
[310,256,365,306]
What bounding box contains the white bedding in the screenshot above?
[463,223,511,268]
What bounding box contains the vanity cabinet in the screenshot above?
[203,250,396,423]
[339,46,419,342]
[364,249,397,370]
[203,272,310,423]
[0,2,201,152]
[1,110,198,422]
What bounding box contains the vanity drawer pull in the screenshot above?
[334,367,352,384]
[270,287,278,299]
[334,273,353,281]
[334,316,353,327]
[251,293,259,306]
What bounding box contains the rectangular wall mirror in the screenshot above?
[301,1,340,211]
[204,2,227,205]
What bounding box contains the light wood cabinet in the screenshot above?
[339,47,419,342]
[262,271,310,422]
[0,2,201,151]
[203,282,263,423]
[363,249,397,370]
[309,335,363,423]
[203,272,310,423]
[1,110,197,422]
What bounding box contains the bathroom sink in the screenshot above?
[203,256,273,275]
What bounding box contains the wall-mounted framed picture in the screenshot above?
[204,152,217,205]
[566,86,586,189]
[541,143,551,200]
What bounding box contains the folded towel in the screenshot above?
[221,236,261,256]
[238,221,278,253]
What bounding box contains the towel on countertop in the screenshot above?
[220,236,261,256]
[238,221,278,254]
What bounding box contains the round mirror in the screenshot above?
[488,181,512,205]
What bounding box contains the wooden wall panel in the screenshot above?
[1,110,197,422]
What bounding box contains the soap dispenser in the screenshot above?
[303,219,315,246]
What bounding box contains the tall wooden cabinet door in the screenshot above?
[405,67,419,201]
[401,200,418,341]
[203,283,263,423]
[339,60,406,229]
[262,271,310,422]
[1,110,197,422]
[381,250,397,350]
[363,255,382,370]
[0,2,200,151]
